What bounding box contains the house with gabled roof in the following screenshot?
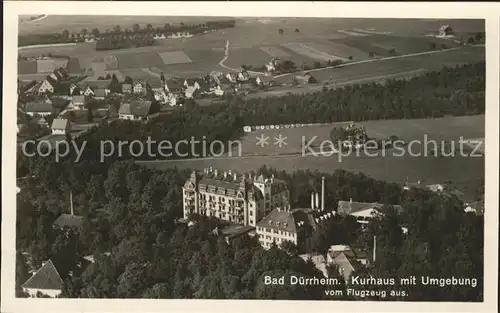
[327,245,370,281]
[133,80,146,95]
[165,79,183,94]
[25,100,54,117]
[121,83,132,94]
[22,254,90,298]
[237,70,250,82]
[69,83,80,96]
[70,95,86,110]
[38,77,57,94]
[118,99,154,121]
[51,118,71,135]
[337,199,404,224]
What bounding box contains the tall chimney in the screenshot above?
[373,235,377,263]
[315,192,319,210]
[321,176,325,212]
[311,192,315,210]
[70,190,74,216]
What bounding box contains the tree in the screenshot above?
[91,28,100,38]
[146,24,153,33]
[114,25,121,34]
[369,51,375,58]
[295,28,300,33]
[81,28,88,37]
[348,56,353,60]
[133,24,141,33]
[62,29,70,41]
[124,76,133,85]
[278,28,284,35]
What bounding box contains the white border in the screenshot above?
[2,2,499,313]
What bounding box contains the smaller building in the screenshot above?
[21,259,64,298]
[71,95,86,110]
[337,199,404,224]
[439,25,453,37]
[118,99,153,121]
[25,100,54,117]
[133,80,146,95]
[214,224,256,244]
[121,83,132,94]
[38,78,56,94]
[326,245,369,281]
[93,88,107,100]
[51,118,70,135]
[294,74,313,85]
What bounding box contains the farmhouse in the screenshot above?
[133,80,146,95]
[25,100,53,117]
[51,118,70,135]
[225,73,237,83]
[237,70,250,82]
[253,75,274,87]
[183,79,201,90]
[69,84,79,96]
[118,99,154,121]
[166,93,178,107]
[22,255,90,298]
[327,245,370,281]
[38,77,57,94]
[165,79,184,94]
[337,199,404,224]
[71,95,86,110]
[439,25,453,37]
[93,88,108,100]
[121,83,132,94]
[152,87,168,103]
[294,74,313,85]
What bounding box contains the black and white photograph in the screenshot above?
[2,2,499,313]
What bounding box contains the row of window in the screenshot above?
[257,227,296,238]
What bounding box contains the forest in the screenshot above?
[16,160,483,300]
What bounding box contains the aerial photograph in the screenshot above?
[15,15,485,301]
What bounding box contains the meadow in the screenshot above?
[138,115,484,186]
[18,17,484,80]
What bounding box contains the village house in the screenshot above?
[439,25,453,37]
[336,199,404,224]
[25,100,54,117]
[183,78,201,90]
[118,99,154,121]
[51,118,71,135]
[133,80,147,95]
[70,95,86,110]
[294,74,313,85]
[69,84,79,96]
[22,254,90,298]
[326,244,370,281]
[164,79,184,94]
[93,88,108,100]
[225,72,238,83]
[78,80,111,97]
[237,70,250,82]
[38,77,57,94]
[252,75,274,87]
[166,93,178,107]
[121,83,132,94]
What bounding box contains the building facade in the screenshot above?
[182,168,290,227]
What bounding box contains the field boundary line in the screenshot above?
[274,46,462,79]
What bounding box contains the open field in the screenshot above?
[274,46,485,84]
[119,68,162,86]
[158,51,193,65]
[138,115,484,186]
[18,17,484,80]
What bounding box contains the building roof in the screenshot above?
[51,118,69,130]
[52,213,84,229]
[165,79,183,91]
[72,95,85,104]
[21,259,64,290]
[94,89,107,97]
[337,200,404,215]
[122,84,132,92]
[25,100,53,113]
[78,80,111,90]
[119,99,152,117]
[257,208,298,233]
[221,225,255,240]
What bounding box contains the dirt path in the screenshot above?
[218,40,264,75]
[274,46,463,79]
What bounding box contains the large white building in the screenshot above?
[182,168,290,226]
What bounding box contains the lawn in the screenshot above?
[138,115,485,186]
[116,51,165,69]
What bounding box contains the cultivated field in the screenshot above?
[139,115,485,186]
[18,17,484,80]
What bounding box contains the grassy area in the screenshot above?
[138,115,484,185]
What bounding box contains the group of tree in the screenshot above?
[15,157,483,300]
[95,35,156,51]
